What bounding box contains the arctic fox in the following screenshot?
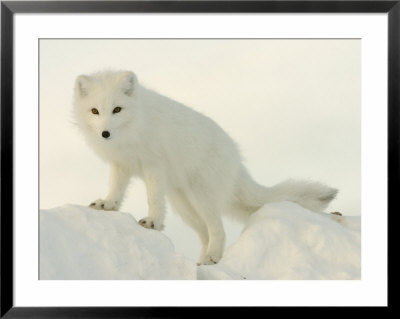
[73,70,337,265]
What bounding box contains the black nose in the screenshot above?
[102,131,110,138]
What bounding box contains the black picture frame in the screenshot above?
[1,0,395,317]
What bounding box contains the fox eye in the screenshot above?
[113,106,122,114]
[91,108,99,115]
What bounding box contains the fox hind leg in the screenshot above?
[186,190,226,265]
[169,191,209,265]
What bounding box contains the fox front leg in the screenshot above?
[89,164,130,211]
[139,169,166,231]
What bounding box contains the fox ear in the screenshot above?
[75,75,91,97]
[120,71,137,96]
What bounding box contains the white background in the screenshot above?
[14,13,387,306]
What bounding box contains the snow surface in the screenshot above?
[40,202,360,280]
[40,205,196,279]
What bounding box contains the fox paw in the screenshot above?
[89,199,119,211]
[197,254,222,265]
[138,217,164,231]
[330,211,345,223]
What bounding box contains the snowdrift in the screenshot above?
[40,203,360,280]
[40,205,196,279]
[198,202,360,280]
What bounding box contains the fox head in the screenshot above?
[73,71,139,141]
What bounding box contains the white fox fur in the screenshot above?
[73,70,338,265]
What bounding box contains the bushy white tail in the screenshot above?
[265,179,338,212]
[235,170,338,215]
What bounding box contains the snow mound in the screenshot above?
[40,202,360,280]
[40,205,196,280]
[198,202,360,280]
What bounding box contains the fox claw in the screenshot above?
[138,217,164,231]
[89,199,119,211]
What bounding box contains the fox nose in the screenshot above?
[102,131,110,139]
